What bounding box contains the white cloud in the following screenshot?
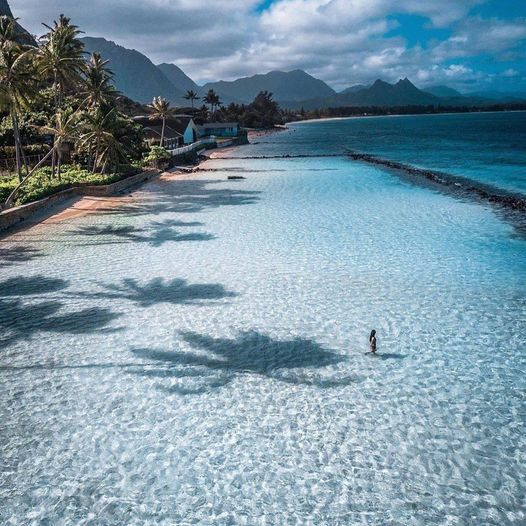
[9,0,526,91]
[433,17,526,61]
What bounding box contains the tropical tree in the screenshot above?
[36,14,85,177]
[0,16,36,181]
[81,52,119,108]
[36,14,85,109]
[2,109,79,207]
[79,105,127,173]
[184,89,199,112]
[146,96,174,147]
[38,108,80,179]
[203,89,221,114]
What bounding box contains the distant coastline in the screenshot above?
[285,105,526,126]
[287,108,526,126]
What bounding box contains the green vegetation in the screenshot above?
[143,146,170,168]
[0,164,138,205]
[0,12,146,209]
[184,89,199,111]
[195,90,284,129]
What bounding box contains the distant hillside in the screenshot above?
[423,85,462,98]
[285,78,440,109]
[203,70,336,104]
[157,63,200,94]
[81,37,184,104]
[0,0,37,45]
[462,90,526,102]
[343,78,439,106]
[341,84,368,94]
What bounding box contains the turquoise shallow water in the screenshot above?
[251,111,526,195]
[1,117,525,524]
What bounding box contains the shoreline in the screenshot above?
[0,168,202,239]
[0,139,253,238]
[286,108,526,126]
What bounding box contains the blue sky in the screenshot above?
[13,0,526,92]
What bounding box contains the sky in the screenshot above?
[10,0,526,93]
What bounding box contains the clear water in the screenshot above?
[251,111,526,195]
[1,116,525,525]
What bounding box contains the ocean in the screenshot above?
[0,112,525,524]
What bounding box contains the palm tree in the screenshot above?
[81,52,119,108]
[80,105,127,173]
[146,96,174,147]
[36,15,85,177]
[203,89,220,114]
[0,16,36,181]
[38,108,79,180]
[184,89,199,112]
[3,110,78,207]
[37,15,85,109]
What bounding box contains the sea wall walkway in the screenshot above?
[0,169,159,234]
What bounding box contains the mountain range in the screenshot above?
[2,0,525,110]
[78,37,524,109]
[81,37,186,104]
[202,70,336,104]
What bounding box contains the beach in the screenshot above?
[1,114,525,525]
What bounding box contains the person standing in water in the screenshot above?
[369,330,377,354]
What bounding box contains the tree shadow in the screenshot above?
[147,229,215,247]
[130,331,353,394]
[71,224,215,247]
[98,179,261,218]
[80,278,236,307]
[72,225,141,241]
[0,276,69,296]
[0,245,44,268]
[0,298,121,347]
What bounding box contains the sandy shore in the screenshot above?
[33,169,198,227]
[2,139,253,236]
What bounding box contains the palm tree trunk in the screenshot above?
[160,117,166,147]
[93,137,100,172]
[57,148,62,181]
[11,110,23,183]
[51,146,57,179]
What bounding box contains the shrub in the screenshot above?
[0,176,17,203]
[143,146,171,167]
[0,164,141,206]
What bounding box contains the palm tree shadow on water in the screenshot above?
[0,245,44,268]
[0,275,121,348]
[98,179,262,218]
[130,331,354,395]
[79,277,237,307]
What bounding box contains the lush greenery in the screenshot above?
[192,90,285,129]
[143,145,170,168]
[0,13,147,208]
[0,164,138,205]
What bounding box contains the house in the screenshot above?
[142,124,182,149]
[173,116,200,145]
[198,122,239,138]
[134,115,200,148]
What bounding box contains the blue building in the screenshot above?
[198,122,239,138]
